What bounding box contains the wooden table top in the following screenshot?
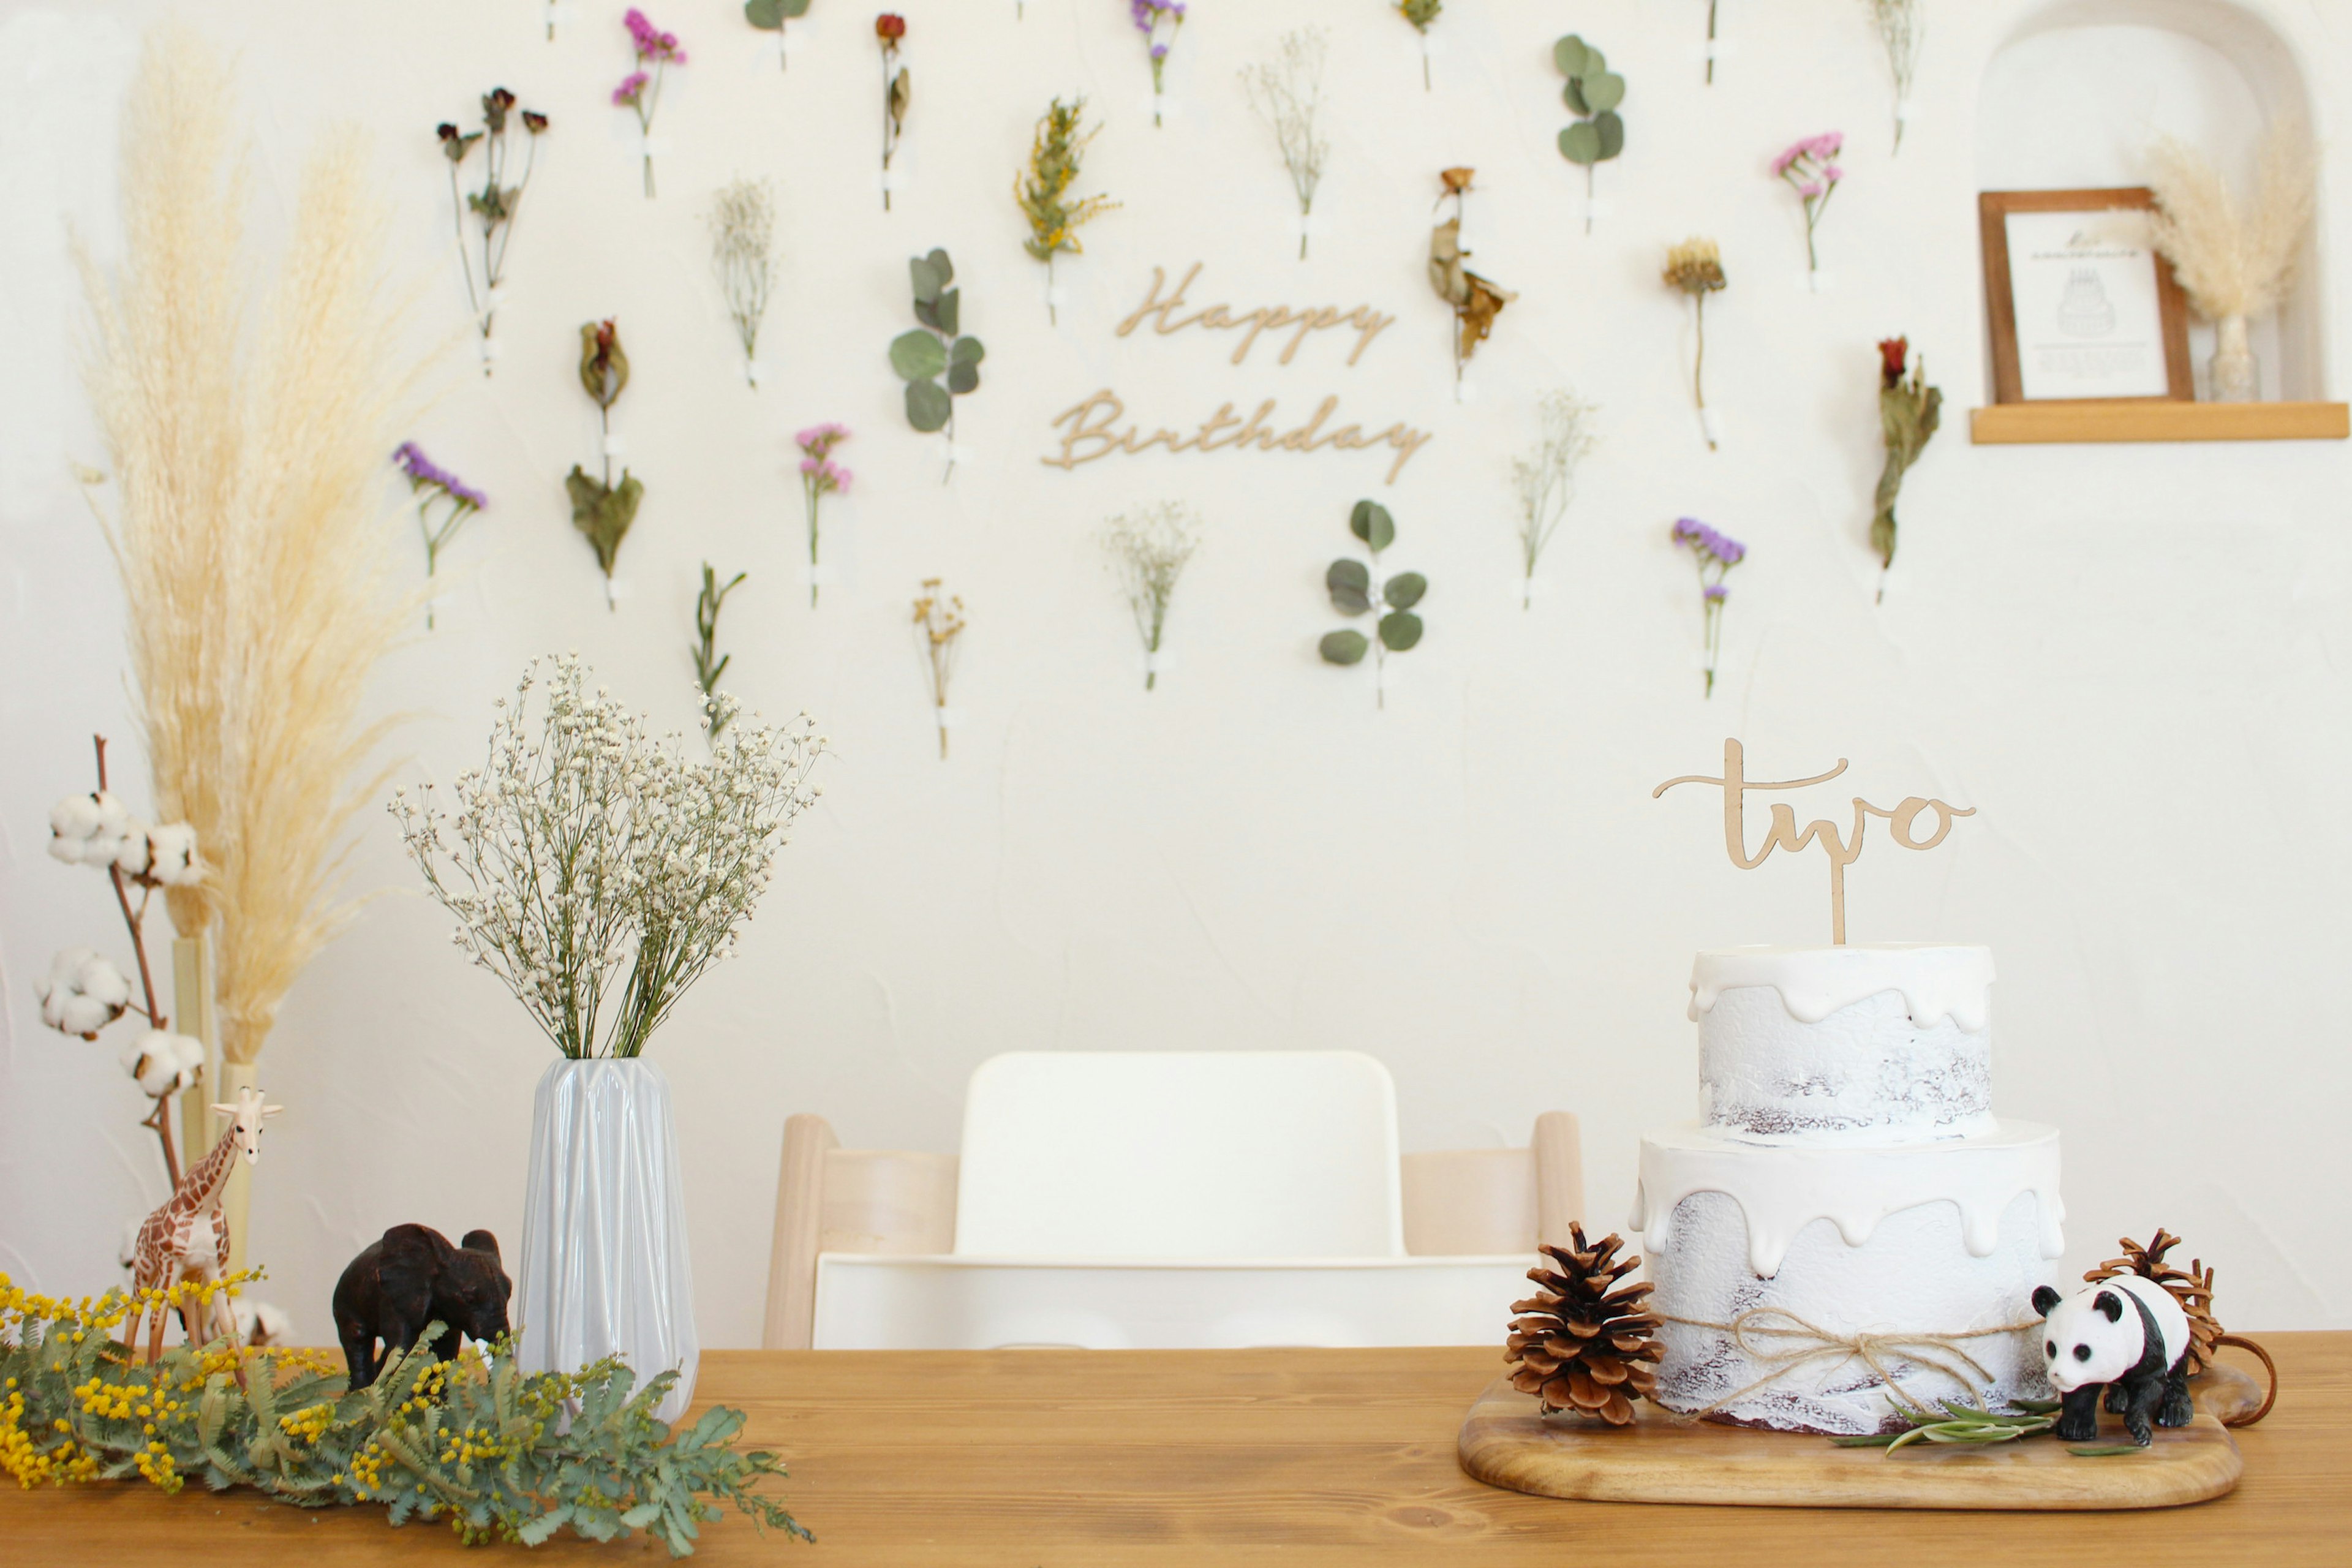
[3,1335,2343,1565]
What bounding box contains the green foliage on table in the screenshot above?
[1319,501,1427,704]
[1553,35,1626,167]
[891,249,986,456]
[1826,1396,2137,1458]
[0,1275,810,1556]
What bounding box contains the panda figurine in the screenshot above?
[2030,1275,2195,1445]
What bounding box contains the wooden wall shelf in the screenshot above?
[1970,401,2351,445]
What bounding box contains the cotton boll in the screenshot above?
[47,795,99,862]
[113,827,154,877]
[121,1030,206,1095]
[38,948,132,1036]
[145,823,202,885]
[231,1299,292,1346]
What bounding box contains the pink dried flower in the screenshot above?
[612,71,650,105]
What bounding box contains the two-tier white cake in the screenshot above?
[1629,944,2064,1434]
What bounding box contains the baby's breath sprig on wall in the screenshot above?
[1773,133,1844,285]
[876,15,909,210]
[1872,337,1940,601]
[1320,500,1427,711]
[391,655,826,1061]
[1396,0,1440,91]
[1240,28,1330,260]
[1554,35,1626,235]
[613,9,687,198]
[565,320,643,608]
[743,0,811,73]
[1664,237,1727,450]
[392,443,487,630]
[1672,516,1744,698]
[1510,389,1597,610]
[1864,0,1923,153]
[1018,97,1118,325]
[1101,502,1200,691]
[691,564,747,741]
[1428,167,1513,384]
[795,423,851,605]
[913,578,967,758]
[709,178,778,387]
[1131,1,1185,126]
[435,89,548,373]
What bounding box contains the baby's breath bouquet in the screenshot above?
[390,656,824,1059]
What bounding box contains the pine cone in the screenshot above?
[2087,1229,2221,1376]
[1504,1224,1662,1426]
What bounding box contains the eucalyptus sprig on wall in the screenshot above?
[742,0,810,72]
[1319,500,1427,711]
[891,248,985,481]
[1554,34,1625,235]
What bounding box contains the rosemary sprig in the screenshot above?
[1827,1395,2137,1456]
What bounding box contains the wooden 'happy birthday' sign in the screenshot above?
[1654,739,1975,944]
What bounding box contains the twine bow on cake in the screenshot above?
[1660,1306,2043,1420]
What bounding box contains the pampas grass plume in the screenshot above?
[2145,124,2315,323]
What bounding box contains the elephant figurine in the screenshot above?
[332,1224,512,1389]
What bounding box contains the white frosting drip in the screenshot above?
[1628,1121,2065,1278]
[1688,945,1996,1033]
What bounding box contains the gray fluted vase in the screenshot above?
[516,1058,699,1423]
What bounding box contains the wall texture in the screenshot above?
[3,0,2349,1348]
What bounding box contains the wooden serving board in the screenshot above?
[1458,1376,2245,1510]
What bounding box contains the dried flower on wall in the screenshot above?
[691,563,747,741]
[1396,0,1440,91]
[1018,97,1118,325]
[796,423,851,605]
[743,0,811,72]
[566,320,643,607]
[613,9,686,198]
[1773,133,1843,284]
[1320,500,1426,711]
[40,736,207,1188]
[1663,238,1727,450]
[435,88,548,373]
[1240,28,1330,260]
[391,655,826,1060]
[1132,1,1185,126]
[1703,1,1723,83]
[1871,337,1940,599]
[2145,126,2313,404]
[878,14,909,209]
[1672,517,1744,698]
[913,578,967,758]
[1428,167,1513,383]
[393,443,488,630]
[1864,0,1923,153]
[709,177,777,388]
[1554,34,1624,235]
[1510,389,1598,610]
[891,248,985,481]
[1101,502,1200,690]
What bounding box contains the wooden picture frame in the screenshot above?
[1979,188,2193,405]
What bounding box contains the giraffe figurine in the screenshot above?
[126,1085,283,1363]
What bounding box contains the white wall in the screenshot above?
[4,0,2349,1346]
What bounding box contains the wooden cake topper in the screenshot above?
[1653,739,1973,944]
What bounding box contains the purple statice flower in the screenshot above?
[625,7,686,64]
[799,458,852,495]
[612,71,650,107]
[796,421,851,459]
[393,442,488,510]
[1129,0,1184,120]
[1673,517,1745,698]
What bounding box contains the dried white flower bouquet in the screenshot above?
[2145,126,2313,403]
[391,657,825,1058]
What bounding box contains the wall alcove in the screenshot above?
[1969,0,2346,442]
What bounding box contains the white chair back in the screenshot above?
[951,1050,1406,1260]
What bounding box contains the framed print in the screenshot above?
[1979,188,2193,404]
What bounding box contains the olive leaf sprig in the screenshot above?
[1830,1396,2141,1458]
[691,563,746,742]
[890,248,984,483]
[1554,34,1625,236]
[565,319,643,609]
[743,0,811,72]
[1319,500,1427,711]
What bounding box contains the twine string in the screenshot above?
[1659,1307,2045,1420]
